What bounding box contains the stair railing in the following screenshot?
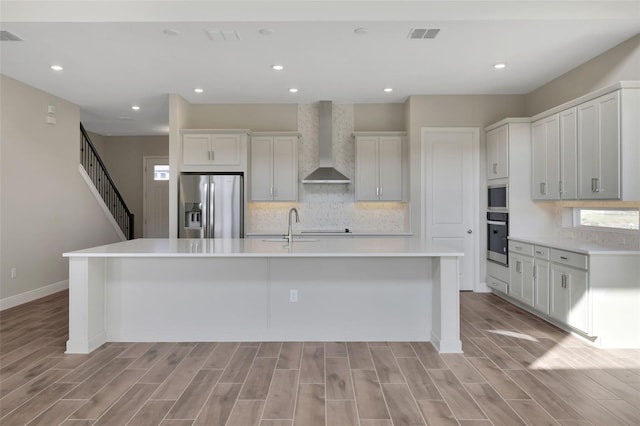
[80,124,134,239]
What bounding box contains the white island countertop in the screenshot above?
[64,237,463,258]
[509,235,640,255]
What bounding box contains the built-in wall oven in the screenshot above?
[487,211,509,265]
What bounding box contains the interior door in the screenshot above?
[143,156,170,237]
[422,128,479,291]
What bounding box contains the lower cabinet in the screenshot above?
[509,252,534,306]
[549,262,589,334]
[534,259,550,314]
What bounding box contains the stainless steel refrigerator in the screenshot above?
[178,173,244,238]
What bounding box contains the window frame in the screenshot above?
[573,207,640,232]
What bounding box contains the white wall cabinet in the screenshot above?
[250,134,298,201]
[183,133,242,167]
[577,91,620,199]
[531,115,560,199]
[576,88,640,200]
[486,124,509,180]
[355,134,403,201]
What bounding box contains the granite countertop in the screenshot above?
[509,235,640,255]
[64,237,462,258]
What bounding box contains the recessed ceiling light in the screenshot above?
[194,88,204,93]
[163,29,180,36]
[259,28,274,36]
[493,63,507,69]
[272,64,284,71]
[50,65,63,71]
[288,88,298,93]
[354,28,369,35]
[131,105,140,111]
[383,88,393,93]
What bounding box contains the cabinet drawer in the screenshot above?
[550,249,588,270]
[487,277,508,294]
[534,245,550,260]
[509,241,534,256]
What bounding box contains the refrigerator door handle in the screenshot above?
[209,179,216,238]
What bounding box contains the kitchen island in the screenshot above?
[63,238,463,354]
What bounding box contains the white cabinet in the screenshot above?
[531,109,578,200]
[577,91,620,199]
[576,88,640,200]
[486,124,509,180]
[531,115,560,199]
[509,252,534,307]
[250,134,298,201]
[355,134,403,201]
[549,261,589,334]
[183,133,242,167]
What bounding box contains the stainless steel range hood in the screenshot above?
[302,101,351,184]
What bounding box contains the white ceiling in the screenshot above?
[1,1,639,136]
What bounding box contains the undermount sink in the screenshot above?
[262,238,318,242]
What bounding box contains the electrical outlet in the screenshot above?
[10,267,17,279]
[289,289,298,303]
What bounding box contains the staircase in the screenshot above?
[80,124,134,239]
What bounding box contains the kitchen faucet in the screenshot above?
[285,208,299,244]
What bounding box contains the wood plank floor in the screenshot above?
[1,290,639,425]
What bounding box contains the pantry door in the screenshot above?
[143,156,170,238]
[422,128,479,291]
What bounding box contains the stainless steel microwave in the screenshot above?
[488,184,508,211]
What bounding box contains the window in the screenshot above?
[153,165,169,181]
[577,209,639,231]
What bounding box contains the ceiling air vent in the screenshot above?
[0,31,23,41]
[408,28,440,40]
[205,29,241,41]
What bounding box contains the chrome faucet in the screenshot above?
[285,208,299,244]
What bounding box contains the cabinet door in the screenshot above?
[272,136,298,201]
[250,137,274,201]
[578,92,620,199]
[487,125,508,180]
[211,134,241,165]
[509,253,525,301]
[355,136,380,201]
[521,256,535,306]
[378,136,402,201]
[532,116,560,200]
[549,265,569,323]
[559,108,578,199]
[567,267,589,334]
[534,259,550,314]
[183,134,212,166]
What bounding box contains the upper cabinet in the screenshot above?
[529,84,639,201]
[181,130,249,173]
[354,133,404,201]
[250,133,299,202]
[486,124,509,180]
[531,110,578,200]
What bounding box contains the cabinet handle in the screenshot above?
[540,182,546,195]
[560,256,568,260]
[559,180,563,195]
[514,246,522,250]
[211,150,215,161]
[269,187,273,196]
[533,265,537,280]
[376,187,379,196]
[208,151,211,161]
[493,163,498,174]
[591,177,601,193]
[561,273,567,288]
[379,186,383,197]
[516,261,522,273]
[535,250,543,255]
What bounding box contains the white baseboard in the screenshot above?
[0,280,69,311]
[475,281,492,293]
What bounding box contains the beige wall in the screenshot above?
[525,33,640,116]
[0,75,121,303]
[187,104,297,131]
[354,103,405,131]
[98,135,169,239]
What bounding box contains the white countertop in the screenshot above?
[246,231,414,237]
[509,236,640,255]
[64,237,463,258]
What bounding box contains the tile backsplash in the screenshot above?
[246,103,409,234]
[560,228,640,249]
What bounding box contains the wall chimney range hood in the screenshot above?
[302,101,351,184]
